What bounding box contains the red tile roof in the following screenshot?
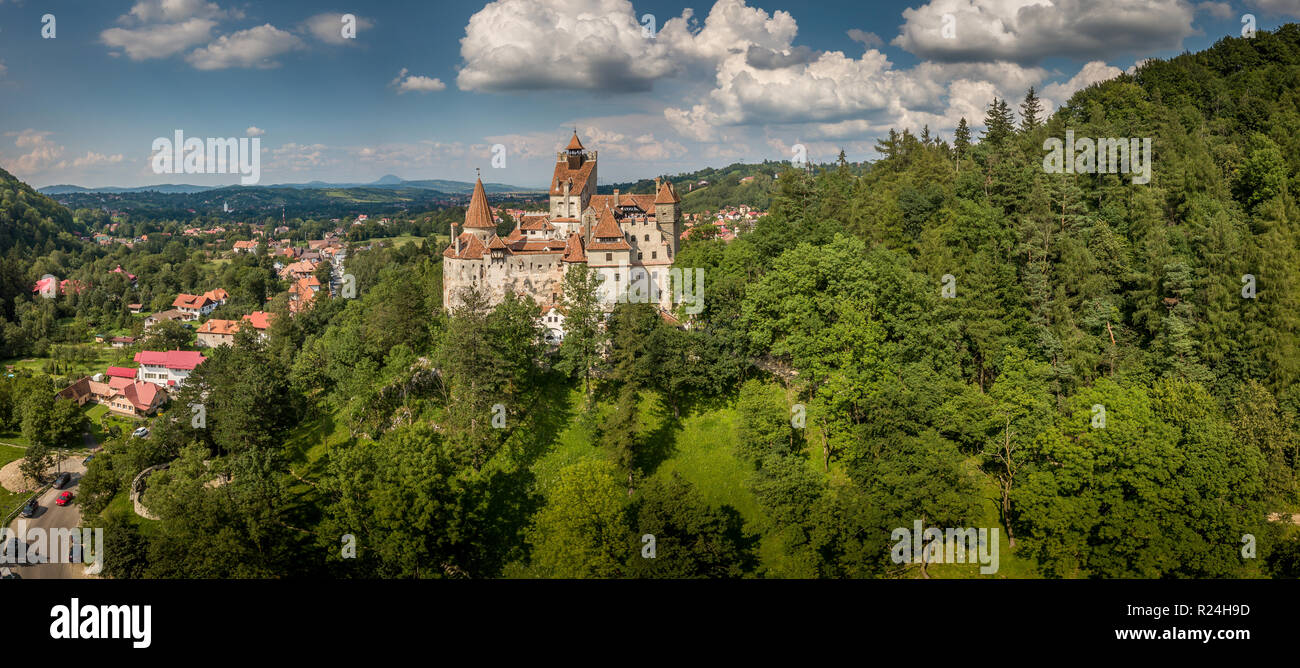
[242,311,273,330]
[134,350,206,370]
[105,366,137,379]
[197,319,241,335]
[173,293,213,309]
[463,178,496,229]
[562,233,587,263]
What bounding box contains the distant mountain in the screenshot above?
[39,178,544,196]
[40,183,214,195]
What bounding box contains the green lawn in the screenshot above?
[0,444,29,517]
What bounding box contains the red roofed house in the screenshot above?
[134,350,206,388]
[58,373,167,417]
[203,288,229,306]
[172,293,217,320]
[106,366,137,379]
[288,276,321,313]
[196,318,241,347]
[241,311,274,340]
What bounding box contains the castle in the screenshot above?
[442,132,682,335]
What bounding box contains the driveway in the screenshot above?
[5,456,93,579]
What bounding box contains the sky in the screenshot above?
[0,0,1297,189]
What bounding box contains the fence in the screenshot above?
[2,482,54,526]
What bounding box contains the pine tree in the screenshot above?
[1020,86,1043,132]
[954,117,971,172]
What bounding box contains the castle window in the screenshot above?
[652,251,657,259]
[644,234,649,241]
[605,253,612,261]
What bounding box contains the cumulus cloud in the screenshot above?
[102,18,216,60]
[1,130,124,179]
[185,24,303,70]
[246,126,265,137]
[745,45,821,70]
[457,0,680,92]
[1041,60,1125,108]
[124,0,235,23]
[391,68,447,93]
[892,0,1197,65]
[660,1,1052,142]
[303,12,373,45]
[1246,0,1300,16]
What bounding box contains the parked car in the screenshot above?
[55,491,73,506]
[132,427,149,438]
[19,498,37,518]
[82,455,94,466]
[53,472,71,489]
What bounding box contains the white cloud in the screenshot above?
[1041,60,1125,109]
[0,130,124,179]
[70,152,126,168]
[391,68,446,93]
[303,12,374,45]
[246,126,265,137]
[1247,1,1300,17]
[124,0,235,23]
[185,24,303,70]
[892,0,1197,65]
[457,0,680,92]
[101,18,216,60]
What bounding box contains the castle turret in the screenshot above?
[654,177,681,257]
[463,175,496,242]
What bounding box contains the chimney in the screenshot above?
[452,222,460,255]
[613,189,620,207]
[655,177,661,192]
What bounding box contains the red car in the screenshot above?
[55,491,73,506]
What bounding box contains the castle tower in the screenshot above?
[551,131,597,234]
[463,174,496,243]
[654,177,681,259]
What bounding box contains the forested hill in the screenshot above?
[663,23,1300,576]
[0,167,86,324]
[0,166,84,254]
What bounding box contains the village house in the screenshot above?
[172,294,216,320]
[288,276,321,313]
[58,369,167,418]
[233,240,259,254]
[196,319,241,347]
[241,311,274,340]
[145,309,188,329]
[134,350,206,388]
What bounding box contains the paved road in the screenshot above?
[5,456,93,579]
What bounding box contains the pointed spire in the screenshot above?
[566,130,584,151]
[463,176,495,229]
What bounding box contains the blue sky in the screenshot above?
[0,0,1296,189]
